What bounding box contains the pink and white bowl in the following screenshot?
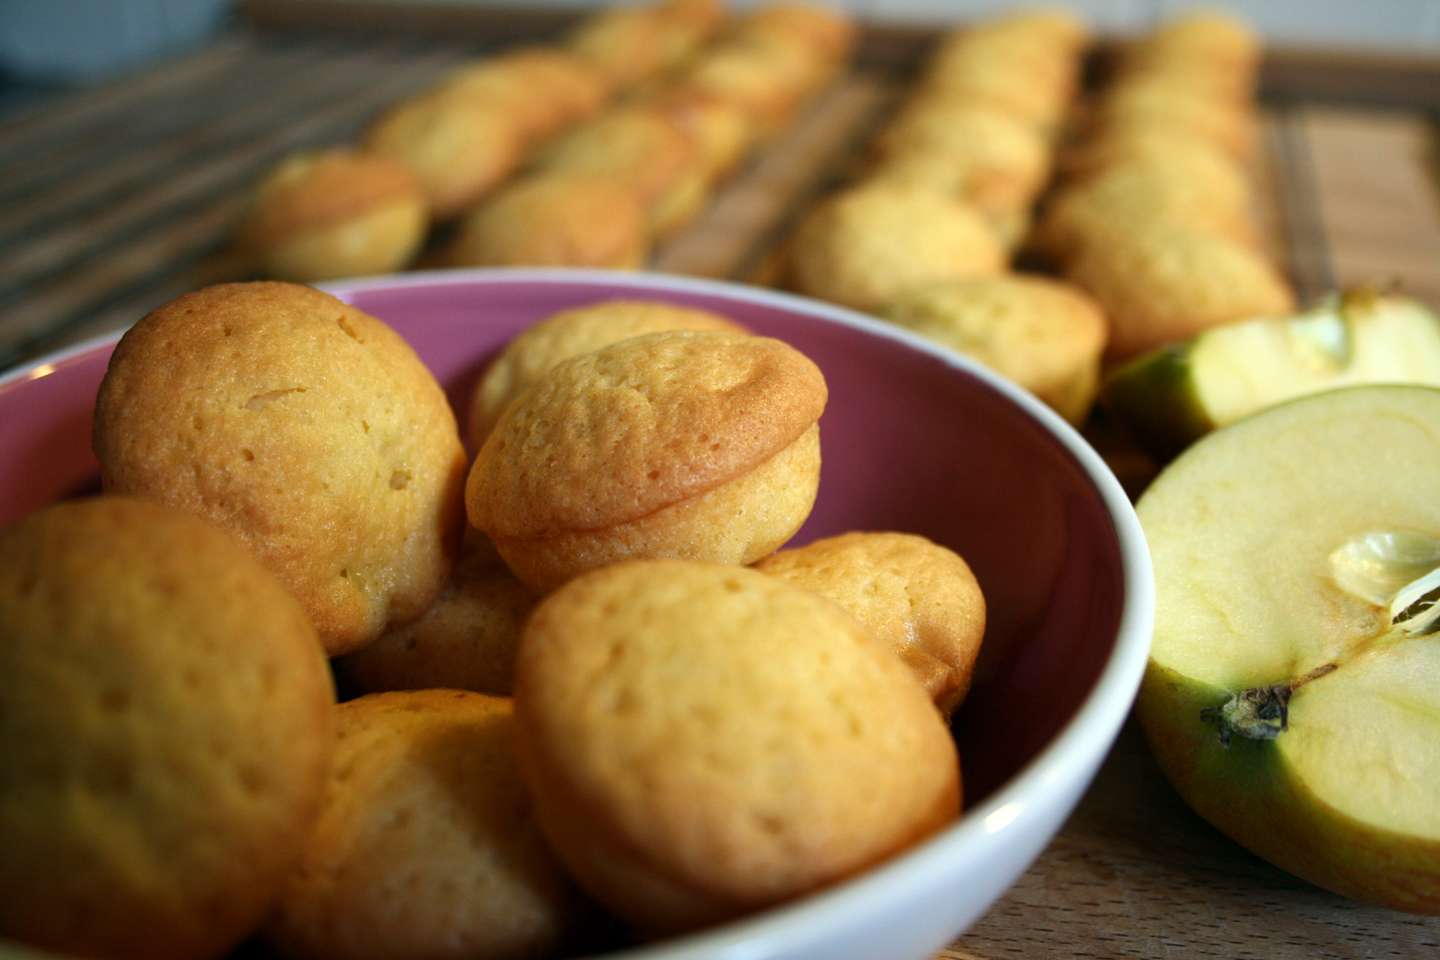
[0,268,1153,960]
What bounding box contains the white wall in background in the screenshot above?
[2,0,1436,87]
[0,0,232,82]
[353,0,1440,53]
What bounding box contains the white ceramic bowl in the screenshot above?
[0,268,1153,960]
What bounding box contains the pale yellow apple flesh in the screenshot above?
[1135,384,1440,913]
[1103,290,1440,460]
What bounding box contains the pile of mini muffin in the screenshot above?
[780,6,1295,428]
[0,281,987,960]
[233,0,858,283]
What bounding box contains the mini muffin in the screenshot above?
[467,330,827,593]
[1134,8,1261,79]
[445,172,651,271]
[965,5,1090,53]
[235,147,428,283]
[336,530,539,698]
[870,93,1051,217]
[0,497,336,960]
[364,88,528,221]
[754,531,986,716]
[786,182,1007,313]
[513,559,961,936]
[737,1,859,65]
[649,0,727,65]
[669,36,818,144]
[860,151,1033,251]
[1088,79,1259,162]
[93,281,469,656]
[437,46,613,148]
[884,274,1108,425]
[672,0,853,145]
[265,689,593,960]
[1030,158,1258,267]
[467,297,750,447]
[917,21,1082,135]
[1055,121,1253,188]
[646,86,758,183]
[1063,221,1296,362]
[528,104,707,238]
[566,0,716,93]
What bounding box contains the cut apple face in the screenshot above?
[1135,384,1440,913]
[1102,289,1440,460]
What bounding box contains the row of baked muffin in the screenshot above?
[1032,7,1297,364]
[775,7,1298,431]
[778,6,1108,426]
[232,0,857,285]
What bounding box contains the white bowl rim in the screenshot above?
[3,267,1156,960]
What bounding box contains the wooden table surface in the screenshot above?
[4,4,1440,957]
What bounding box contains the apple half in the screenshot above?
[1135,384,1440,913]
[1102,289,1440,460]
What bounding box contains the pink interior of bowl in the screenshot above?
[0,270,1126,806]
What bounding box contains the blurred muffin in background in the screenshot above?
[235,147,428,283]
[884,273,1108,425]
[445,172,652,272]
[786,181,1007,313]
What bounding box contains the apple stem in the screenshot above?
[1201,663,1338,747]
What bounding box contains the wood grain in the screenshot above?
[949,719,1440,958]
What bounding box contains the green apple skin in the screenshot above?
[1137,666,1440,913]
[1102,289,1440,461]
[1135,383,1440,913]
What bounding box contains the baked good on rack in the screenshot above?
[883,273,1108,425]
[445,172,652,272]
[739,1,859,64]
[435,45,614,149]
[644,86,758,184]
[335,529,540,698]
[1054,120,1251,186]
[93,281,469,657]
[512,559,961,937]
[565,0,722,93]
[527,103,708,238]
[466,329,826,592]
[916,8,1088,136]
[1087,78,1259,162]
[264,689,593,960]
[467,297,750,447]
[1030,153,1259,268]
[363,87,528,221]
[235,147,428,283]
[1117,7,1261,101]
[785,181,1007,313]
[0,496,336,960]
[670,1,856,144]
[754,530,987,716]
[1062,220,1296,362]
[864,93,1051,247]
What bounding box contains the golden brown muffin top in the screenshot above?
[468,297,748,446]
[235,147,425,248]
[755,530,987,715]
[93,281,467,656]
[0,495,335,960]
[513,559,959,934]
[468,329,826,540]
[445,172,651,271]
